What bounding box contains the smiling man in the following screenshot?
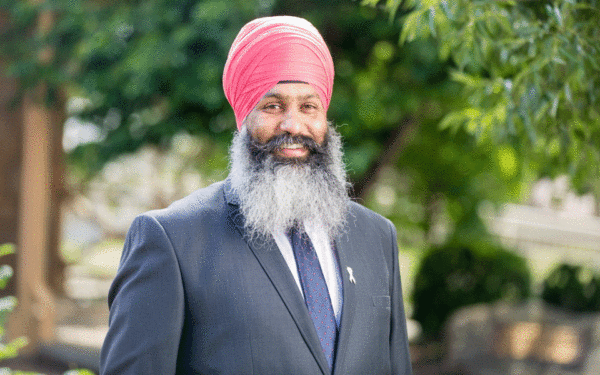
[100,16,412,375]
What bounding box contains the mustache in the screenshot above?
[253,133,325,154]
[249,133,329,165]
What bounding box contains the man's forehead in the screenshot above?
[261,82,321,100]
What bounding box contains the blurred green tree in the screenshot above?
[0,0,522,250]
[1,0,267,179]
[364,0,600,196]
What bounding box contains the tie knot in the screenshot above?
[288,226,311,253]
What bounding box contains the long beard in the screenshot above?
[229,126,350,240]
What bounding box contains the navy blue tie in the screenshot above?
[289,226,337,370]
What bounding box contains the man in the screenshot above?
[100,15,412,375]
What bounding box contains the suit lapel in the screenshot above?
[223,181,330,375]
[332,228,358,375]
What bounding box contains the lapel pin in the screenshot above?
[346,267,356,284]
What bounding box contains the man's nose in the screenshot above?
[279,108,304,135]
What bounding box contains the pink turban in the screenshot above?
[223,16,335,130]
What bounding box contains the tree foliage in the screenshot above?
[1,0,527,247]
[366,0,600,194]
[1,0,272,177]
[542,263,600,312]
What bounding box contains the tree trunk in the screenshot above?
[47,94,67,295]
[5,3,65,349]
[0,63,23,298]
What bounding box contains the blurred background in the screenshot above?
[0,0,599,374]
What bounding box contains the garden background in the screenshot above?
[0,0,599,374]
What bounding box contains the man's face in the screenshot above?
[244,83,328,161]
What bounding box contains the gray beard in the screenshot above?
[229,126,351,240]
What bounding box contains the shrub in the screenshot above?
[412,240,531,338]
[542,263,600,313]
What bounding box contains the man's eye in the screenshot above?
[263,103,282,111]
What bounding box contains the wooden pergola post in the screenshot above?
[6,5,58,350]
[7,88,58,348]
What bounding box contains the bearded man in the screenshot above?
[100,16,412,375]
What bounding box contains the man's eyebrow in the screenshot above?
[261,93,319,100]
[262,93,284,100]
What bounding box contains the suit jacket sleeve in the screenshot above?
[388,220,413,374]
[100,214,185,375]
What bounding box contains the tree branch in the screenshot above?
[351,115,419,200]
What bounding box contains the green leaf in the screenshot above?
[440,0,455,21]
[550,95,559,118]
[450,71,485,88]
[0,336,28,361]
[533,101,551,123]
[0,266,13,289]
[373,41,395,61]
[428,6,436,37]
[0,244,15,258]
[400,10,428,44]
[64,370,96,375]
[439,112,466,131]
[0,297,17,314]
[496,145,518,178]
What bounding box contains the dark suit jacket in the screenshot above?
[100,179,412,374]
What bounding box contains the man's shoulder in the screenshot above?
[344,201,398,264]
[347,200,393,229]
[142,179,229,225]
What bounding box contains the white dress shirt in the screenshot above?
[272,220,343,325]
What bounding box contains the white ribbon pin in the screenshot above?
[346,267,356,284]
